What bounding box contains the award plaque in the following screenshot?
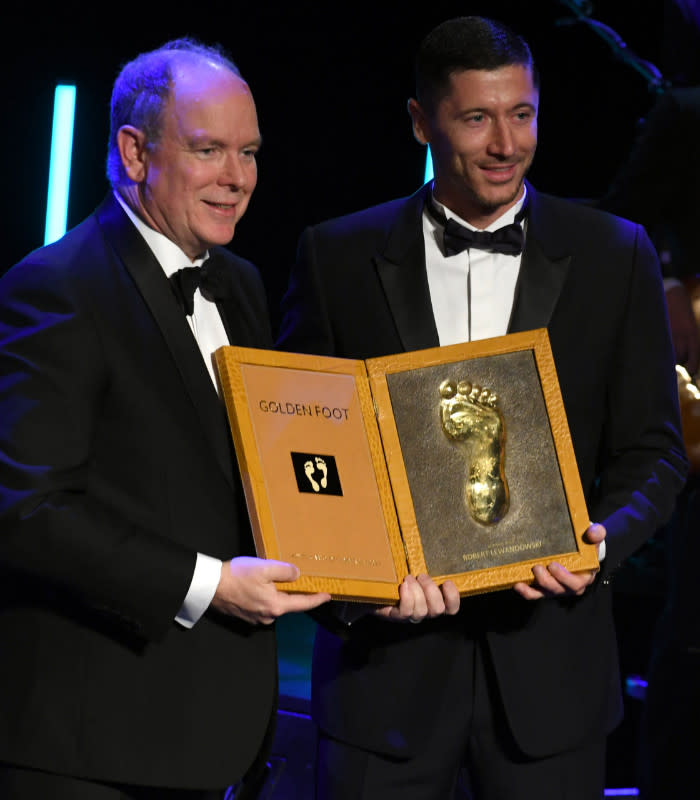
[215,329,598,602]
[214,347,408,601]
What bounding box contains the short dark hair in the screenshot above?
[107,38,241,187]
[415,16,538,112]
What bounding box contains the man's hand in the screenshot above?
[373,574,460,623]
[666,283,700,375]
[210,557,330,625]
[513,523,606,600]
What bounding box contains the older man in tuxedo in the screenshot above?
[278,16,687,800]
[0,39,328,799]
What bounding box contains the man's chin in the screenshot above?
[201,227,238,251]
[476,181,525,215]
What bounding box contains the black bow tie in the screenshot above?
[426,200,527,257]
[169,255,230,316]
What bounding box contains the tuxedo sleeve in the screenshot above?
[588,223,688,575]
[0,256,196,642]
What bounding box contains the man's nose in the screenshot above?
[487,119,515,157]
[219,153,248,187]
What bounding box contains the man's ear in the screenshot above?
[407,98,430,146]
[117,125,149,183]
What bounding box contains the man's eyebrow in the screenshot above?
[245,135,263,149]
[186,134,263,149]
[186,134,221,147]
[456,100,537,113]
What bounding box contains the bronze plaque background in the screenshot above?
[386,350,575,575]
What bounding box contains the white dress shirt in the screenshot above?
[423,188,525,345]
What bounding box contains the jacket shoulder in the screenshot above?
[532,191,645,248]
[308,193,419,240]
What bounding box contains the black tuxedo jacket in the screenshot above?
[0,195,276,788]
[278,182,687,759]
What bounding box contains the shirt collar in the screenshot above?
[429,183,527,232]
[113,190,208,277]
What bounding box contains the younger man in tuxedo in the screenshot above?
[0,39,328,799]
[279,16,686,800]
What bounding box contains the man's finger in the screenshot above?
[276,591,331,613]
[513,581,544,600]
[417,574,446,616]
[262,560,303,582]
[441,580,461,615]
[583,523,606,544]
[400,575,427,620]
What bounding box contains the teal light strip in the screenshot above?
[44,84,76,245]
[424,146,433,184]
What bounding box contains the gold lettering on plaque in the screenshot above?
[439,379,509,525]
[291,552,381,567]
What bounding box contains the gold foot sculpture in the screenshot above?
[439,379,509,525]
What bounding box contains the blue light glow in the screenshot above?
[625,675,648,701]
[604,789,639,797]
[44,85,76,245]
[277,708,312,722]
[424,146,433,184]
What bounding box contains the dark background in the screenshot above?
[7,2,698,787]
[7,0,697,330]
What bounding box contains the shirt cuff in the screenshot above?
[175,553,222,628]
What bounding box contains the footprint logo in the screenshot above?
[304,460,321,492]
[439,379,509,525]
[291,452,343,496]
[315,456,328,488]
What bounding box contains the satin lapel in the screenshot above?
[508,184,571,334]
[374,185,440,352]
[211,255,273,351]
[95,196,235,487]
